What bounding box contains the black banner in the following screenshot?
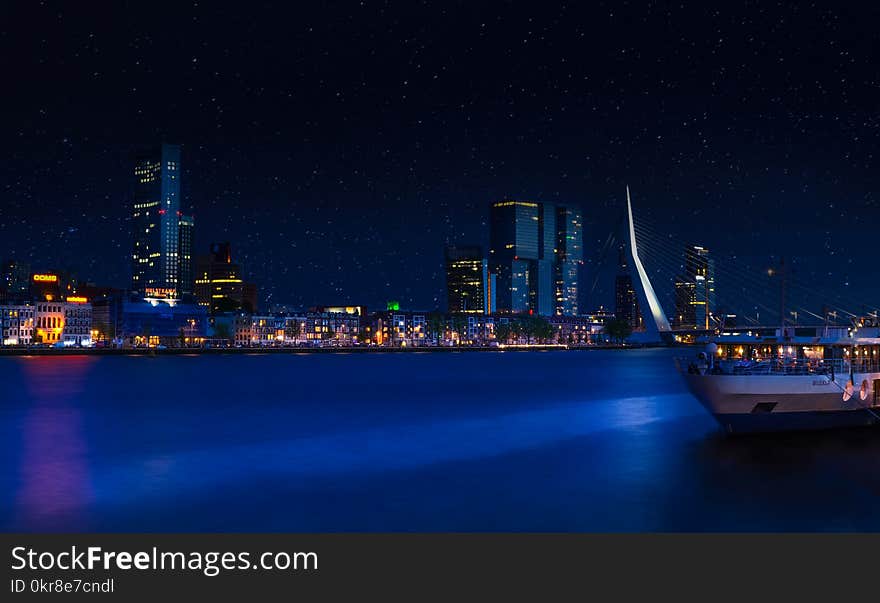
[0,533,869,600]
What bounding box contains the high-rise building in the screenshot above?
[554,205,583,316]
[445,245,496,314]
[614,244,643,330]
[489,200,555,316]
[195,242,258,314]
[131,143,181,299]
[178,214,195,297]
[673,245,715,329]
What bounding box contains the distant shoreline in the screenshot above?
[0,343,670,357]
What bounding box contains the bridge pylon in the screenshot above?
[625,186,672,343]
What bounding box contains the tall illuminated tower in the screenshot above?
[131,143,181,298]
[554,204,583,316]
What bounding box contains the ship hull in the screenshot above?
[681,371,880,434]
[714,409,877,434]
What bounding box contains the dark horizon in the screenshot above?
[2,2,879,320]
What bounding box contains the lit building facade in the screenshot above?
[673,245,715,330]
[178,214,195,297]
[34,302,66,344]
[1,305,34,345]
[554,204,583,316]
[465,314,496,344]
[548,314,603,344]
[372,311,428,346]
[195,243,258,314]
[62,300,92,346]
[131,143,181,298]
[489,200,555,316]
[445,245,495,314]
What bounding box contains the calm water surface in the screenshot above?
[3,349,880,532]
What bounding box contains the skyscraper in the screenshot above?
[178,214,195,297]
[554,205,583,316]
[489,200,555,316]
[131,143,181,298]
[614,244,643,330]
[673,245,715,329]
[445,245,495,314]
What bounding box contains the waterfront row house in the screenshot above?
[233,312,362,346]
[373,311,427,347]
[62,301,93,346]
[1,305,35,345]
[0,302,93,346]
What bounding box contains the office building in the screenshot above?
[614,244,643,330]
[91,294,207,347]
[445,245,496,314]
[673,245,715,329]
[131,143,181,299]
[178,214,195,297]
[195,242,258,314]
[554,205,583,316]
[489,200,555,316]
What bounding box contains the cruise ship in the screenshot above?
[620,187,880,434]
[676,326,880,433]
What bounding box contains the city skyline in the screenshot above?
[3,140,878,325]
[2,4,879,319]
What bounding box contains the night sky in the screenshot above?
[2,2,878,321]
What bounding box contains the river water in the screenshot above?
[2,349,880,532]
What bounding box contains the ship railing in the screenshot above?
[678,357,880,376]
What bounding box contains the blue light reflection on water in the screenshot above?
[3,349,880,532]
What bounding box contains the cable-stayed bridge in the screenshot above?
[619,188,880,343]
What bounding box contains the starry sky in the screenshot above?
[2,2,878,320]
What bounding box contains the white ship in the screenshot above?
[622,187,880,433]
[676,328,880,433]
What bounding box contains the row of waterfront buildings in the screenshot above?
[0,282,610,348]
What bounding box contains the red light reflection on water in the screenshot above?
[16,356,95,528]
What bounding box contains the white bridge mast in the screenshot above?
[626,186,671,341]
